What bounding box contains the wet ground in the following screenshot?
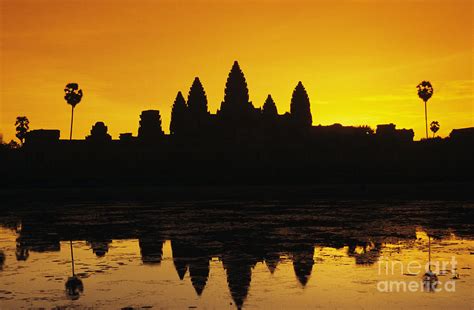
[0,200,473,309]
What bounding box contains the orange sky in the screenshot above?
[1,0,473,142]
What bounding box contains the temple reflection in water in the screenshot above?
[1,201,473,309]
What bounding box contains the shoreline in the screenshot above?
[1,182,472,206]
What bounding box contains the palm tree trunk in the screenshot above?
[70,240,75,276]
[424,100,428,139]
[69,106,74,140]
[428,236,431,271]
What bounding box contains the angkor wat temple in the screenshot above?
[24,61,418,145]
[1,61,473,191]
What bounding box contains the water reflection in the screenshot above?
[65,275,84,300]
[292,244,315,286]
[0,250,4,270]
[0,201,473,308]
[347,242,382,265]
[87,239,111,257]
[65,240,84,300]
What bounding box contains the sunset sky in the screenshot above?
[1,0,472,142]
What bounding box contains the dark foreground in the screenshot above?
[1,182,474,205]
[0,200,473,309]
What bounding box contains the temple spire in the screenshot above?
[290,81,312,129]
[170,91,187,136]
[187,77,208,116]
[219,60,254,118]
[262,94,278,118]
[187,77,209,134]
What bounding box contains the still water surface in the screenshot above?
[0,201,473,309]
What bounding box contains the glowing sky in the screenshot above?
[1,0,473,142]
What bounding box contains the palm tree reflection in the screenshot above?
[422,236,438,292]
[15,245,29,261]
[0,250,5,270]
[65,240,84,300]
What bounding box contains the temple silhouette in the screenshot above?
[23,61,418,144]
[0,61,473,194]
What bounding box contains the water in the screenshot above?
[0,201,473,309]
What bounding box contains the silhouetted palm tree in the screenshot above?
[430,121,440,138]
[417,81,433,139]
[64,83,83,140]
[15,116,29,145]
